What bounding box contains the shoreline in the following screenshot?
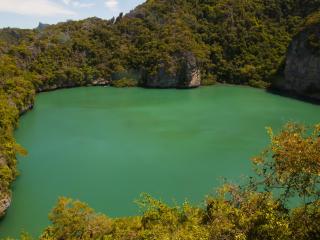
[1,80,319,218]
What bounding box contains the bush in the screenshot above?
[111,77,138,88]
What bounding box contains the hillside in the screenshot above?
[274,11,320,100]
[1,0,320,90]
[0,0,320,238]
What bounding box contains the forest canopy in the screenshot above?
[0,0,319,238]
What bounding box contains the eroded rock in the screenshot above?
[143,51,201,88]
[92,78,110,86]
[0,154,6,167]
[0,194,11,218]
[275,22,320,100]
[178,51,201,88]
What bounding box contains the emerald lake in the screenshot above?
[1,85,320,237]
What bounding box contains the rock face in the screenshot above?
[277,23,320,100]
[144,65,179,88]
[0,154,10,218]
[91,78,110,86]
[20,104,34,116]
[0,154,6,167]
[38,78,110,92]
[144,51,201,88]
[0,194,11,218]
[178,52,201,88]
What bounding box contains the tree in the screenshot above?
[252,123,320,204]
[40,197,112,240]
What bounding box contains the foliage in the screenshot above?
[40,197,112,240]
[110,78,138,88]
[206,185,291,240]
[0,54,33,200]
[0,0,319,90]
[0,0,320,238]
[289,200,320,240]
[252,123,320,204]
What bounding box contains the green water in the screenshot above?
[1,85,320,238]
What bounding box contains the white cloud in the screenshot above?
[105,0,118,11]
[63,0,72,4]
[62,0,95,8]
[73,1,95,8]
[0,0,75,16]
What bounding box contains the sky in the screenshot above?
[0,0,145,29]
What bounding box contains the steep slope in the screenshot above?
[2,0,320,90]
[276,12,320,100]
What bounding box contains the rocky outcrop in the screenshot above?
[275,22,320,100]
[91,78,110,86]
[37,78,110,92]
[37,83,77,92]
[0,194,11,218]
[143,65,179,88]
[0,154,10,218]
[143,52,201,88]
[20,104,34,116]
[0,154,6,167]
[178,52,201,88]
[36,22,50,31]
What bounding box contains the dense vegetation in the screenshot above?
[1,0,320,89]
[0,0,319,238]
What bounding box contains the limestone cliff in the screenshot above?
[276,19,320,100]
[0,194,11,218]
[37,78,110,92]
[143,52,201,88]
[0,154,10,217]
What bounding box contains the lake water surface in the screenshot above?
[1,85,320,237]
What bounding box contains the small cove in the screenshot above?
[1,85,320,237]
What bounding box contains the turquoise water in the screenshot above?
[1,85,320,238]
